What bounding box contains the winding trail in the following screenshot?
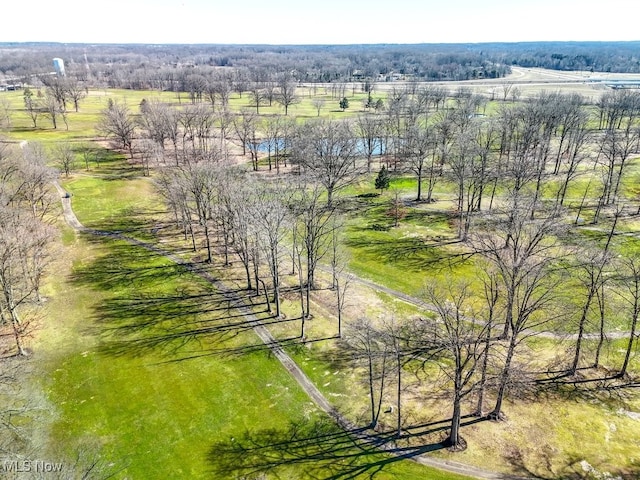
[318,263,631,342]
[53,179,533,480]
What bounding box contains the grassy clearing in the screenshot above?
[29,159,474,479]
[40,238,315,478]
[340,177,478,296]
[228,88,376,120]
[34,232,475,479]
[10,84,640,479]
[61,174,161,234]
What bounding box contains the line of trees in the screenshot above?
[0,141,57,356]
[156,158,347,338]
[0,43,513,88]
[107,76,640,454]
[340,194,640,450]
[21,75,87,130]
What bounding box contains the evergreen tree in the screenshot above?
[375,165,390,193]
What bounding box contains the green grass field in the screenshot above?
[4,84,640,479]
[29,150,474,479]
[36,228,473,479]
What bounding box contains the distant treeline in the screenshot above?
[1,42,639,88]
[482,41,640,73]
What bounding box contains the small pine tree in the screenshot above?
[375,165,391,193]
[339,97,349,111]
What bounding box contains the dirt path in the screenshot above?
[53,183,535,479]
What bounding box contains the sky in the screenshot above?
[3,0,638,44]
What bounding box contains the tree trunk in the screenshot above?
[447,394,463,449]
[203,221,213,263]
[619,307,639,377]
[490,335,517,420]
[475,320,493,416]
[593,285,606,368]
[395,348,402,437]
[571,286,596,374]
[1,303,27,356]
[368,351,388,429]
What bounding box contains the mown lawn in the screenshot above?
[35,164,474,479]
[14,85,640,479]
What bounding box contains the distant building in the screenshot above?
[53,58,65,77]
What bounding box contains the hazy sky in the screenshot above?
[3,0,638,44]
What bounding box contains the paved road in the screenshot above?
[54,180,534,480]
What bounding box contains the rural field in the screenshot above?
[1,46,640,480]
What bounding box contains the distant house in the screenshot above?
[351,70,366,81]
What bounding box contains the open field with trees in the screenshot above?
[2,43,640,479]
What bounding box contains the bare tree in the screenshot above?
[445,118,498,239]
[16,143,58,219]
[0,98,11,130]
[415,281,491,450]
[53,141,76,177]
[291,183,338,321]
[232,111,259,169]
[248,72,267,115]
[41,92,65,130]
[263,115,285,172]
[212,71,233,110]
[328,215,350,337]
[175,157,224,264]
[615,254,640,378]
[221,175,259,290]
[232,69,250,98]
[593,122,640,222]
[179,103,215,156]
[356,114,384,172]
[252,180,293,317]
[475,273,500,416]
[138,99,172,150]
[23,88,41,129]
[471,199,565,420]
[65,77,87,112]
[156,170,198,252]
[553,104,591,206]
[402,122,434,202]
[41,76,69,111]
[292,120,361,206]
[342,317,390,429]
[569,210,617,375]
[312,98,325,117]
[0,206,55,355]
[381,317,407,437]
[185,74,207,104]
[276,73,299,115]
[135,138,162,177]
[98,100,136,159]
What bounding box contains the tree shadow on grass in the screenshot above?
[345,233,473,274]
[84,145,144,179]
[92,295,300,360]
[70,236,184,292]
[77,206,166,239]
[70,235,303,360]
[207,416,447,480]
[504,447,640,480]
